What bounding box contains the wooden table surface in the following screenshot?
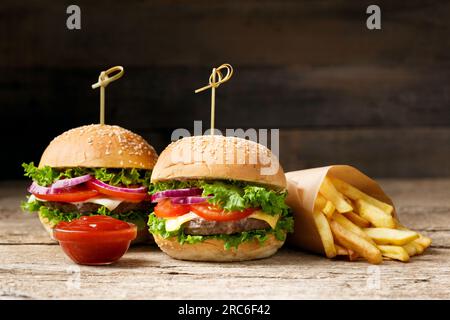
[1,180,449,300]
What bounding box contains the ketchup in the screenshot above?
[53,216,137,265]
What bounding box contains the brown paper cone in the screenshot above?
[285,165,396,255]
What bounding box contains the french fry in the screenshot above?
[333,213,377,246]
[330,176,393,215]
[329,220,382,264]
[397,226,432,251]
[335,243,359,261]
[343,211,371,228]
[334,244,348,256]
[402,242,417,256]
[322,201,335,219]
[412,240,425,254]
[355,199,396,228]
[312,210,336,258]
[378,245,410,262]
[364,228,419,246]
[415,234,432,250]
[320,177,353,213]
[315,194,335,219]
[348,249,359,261]
[314,194,327,211]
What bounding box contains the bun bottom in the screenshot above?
[38,213,153,245]
[153,233,285,262]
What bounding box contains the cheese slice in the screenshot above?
[164,210,280,232]
[30,194,125,211]
[28,194,39,203]
[248,211,280,229]
[84,197,124,211]
[165,212,198,232]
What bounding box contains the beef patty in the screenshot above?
[42,201,152,215]
[183,217,271,235]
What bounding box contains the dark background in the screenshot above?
[1,0,449,180]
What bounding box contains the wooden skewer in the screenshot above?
[195,64,233,134]
[91,66,124,125]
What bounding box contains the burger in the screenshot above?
[148,135,293,261]
[21,124,158,243]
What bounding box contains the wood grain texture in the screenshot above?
[0,180,449,299]
[278,128,450,177]
[1,245,447,300]
[1,1,449,67]
[2,66,449,129]
[0,1,449,179]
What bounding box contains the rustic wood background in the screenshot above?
[1,1,449,179]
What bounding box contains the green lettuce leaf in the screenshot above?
[22,162,152,187]
[151,180,290,216]
[22,162,64,187]
[149,180,201,193]
[148,213,294,250]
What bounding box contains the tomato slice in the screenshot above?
[86,181,147,202]
[190,203,256,222]
[33,189,99,202]
[154,198,191,218]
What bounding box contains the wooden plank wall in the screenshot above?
[0,0,449,179]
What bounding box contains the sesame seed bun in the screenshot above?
[39,124,158,169]
[151,135,286,189]
[153,233,285,262]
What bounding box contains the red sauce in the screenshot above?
[53,216,137,265]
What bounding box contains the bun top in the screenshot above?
[151,135,286,189]
[39,124,158,169]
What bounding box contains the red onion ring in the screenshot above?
[28,182,75,195]
[51,174,92,189]
[170,196,209,205]
[151,188,203,202]
[88,178,147,194]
